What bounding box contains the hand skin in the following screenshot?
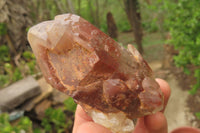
[72,78,171,133]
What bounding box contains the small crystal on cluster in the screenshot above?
[28,14,164,133]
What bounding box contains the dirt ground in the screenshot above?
[118,31,200,132]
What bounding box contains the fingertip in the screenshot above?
[75,105,93,122]
[73,105,93,133]
[156,78,171,111]
[156,78,171,98]
[144,112,168,133]
[76,122,112,133]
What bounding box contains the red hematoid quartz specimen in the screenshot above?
[28,14,164,132]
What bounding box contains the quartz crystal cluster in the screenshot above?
[28,14,164,133]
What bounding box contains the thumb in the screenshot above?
[144,112,168,133]
[133,112,167,133]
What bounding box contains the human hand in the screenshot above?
[72,78,171,133]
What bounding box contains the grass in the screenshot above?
[118,31,165,62]
[142,32,165,46]
[118,32,165,46]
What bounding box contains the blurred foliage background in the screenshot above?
[0,0,200,132]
